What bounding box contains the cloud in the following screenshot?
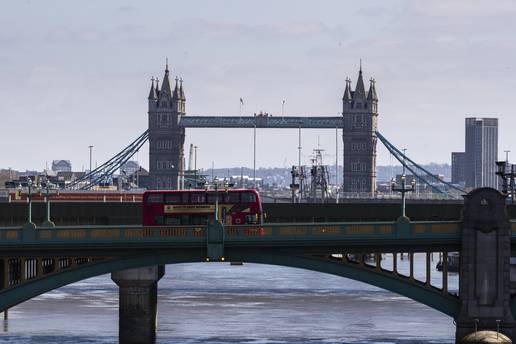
[406,0,516,17]
[117,5,137,13]
[281,22,327,35]
[356,5,391,17]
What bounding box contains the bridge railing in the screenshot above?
[0,220,464,247]
[224,220,462,242]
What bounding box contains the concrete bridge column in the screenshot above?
[456,188,516,343]
[111,265,165,344]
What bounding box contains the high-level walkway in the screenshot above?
[180,115,344,128]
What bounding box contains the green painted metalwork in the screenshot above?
[0,250,460,317]
[2,218,516,318]
[0,220,463,250]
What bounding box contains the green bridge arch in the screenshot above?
[0,249,461,318]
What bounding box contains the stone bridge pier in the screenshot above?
[456,188,515,343]
[112,265,165,344]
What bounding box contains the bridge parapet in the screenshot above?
[0,220,463,252]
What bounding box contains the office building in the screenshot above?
[451,152,466,185]
[464,117,498,189]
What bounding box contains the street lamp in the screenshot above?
[88,145,94,188]
[496,160,515,204]
[391,175,416,218]
[27,177,34,224]
[194,145,198,188]
[41,175,55,227]
[213,177,219,222]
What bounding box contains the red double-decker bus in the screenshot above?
[142,189,263,226]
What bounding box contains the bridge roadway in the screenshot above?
[4,200,515,226]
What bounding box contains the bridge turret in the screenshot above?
[367,78,378,114]
[179,78,186,113]
[351,65,367,109]
[158,62,173,108]
[342,78,352,112]
[148,77,158,110]
[172,77,181,112]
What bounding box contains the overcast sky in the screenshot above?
[2,0,516,171]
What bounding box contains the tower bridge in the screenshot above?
[74,62,451,198]
[146,62,377,193]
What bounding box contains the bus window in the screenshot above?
[241,192,257,203]
[164,193,182,204]
[146,193,163,204]
[154,215,164,225]
[206,193,224,203]
[164,216,181,225]
[226,192,240,203]
[190,193,205,204]
[190,215,209,225]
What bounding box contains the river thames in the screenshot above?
[0,255,457,343]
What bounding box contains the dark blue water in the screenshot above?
[0,255,456,343]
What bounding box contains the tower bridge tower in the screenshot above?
[342,65,378,195]
[147,62,186,190]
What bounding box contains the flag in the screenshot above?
[240,97,244,105]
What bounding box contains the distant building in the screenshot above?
[230,175,263,189]
[0,168,18,189]
[121,161,140,176]
[464,117,498,189]
[395,174,416,185]
[52,160,72,172]
[451,152,466,185]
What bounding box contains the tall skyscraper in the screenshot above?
[464,117,498,189]
[451,152,466,185]
[147,63,186,190]
[342,66,378,194]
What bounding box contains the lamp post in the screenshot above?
[88,145,94,189]
[253,123,257,189]
[298,122,302,201]
[391,175,416,218]
[42,175,55,227]
[194,145,198,188]
[496,160,515,204]
[213,177,219,222]
[27,177,33,224]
